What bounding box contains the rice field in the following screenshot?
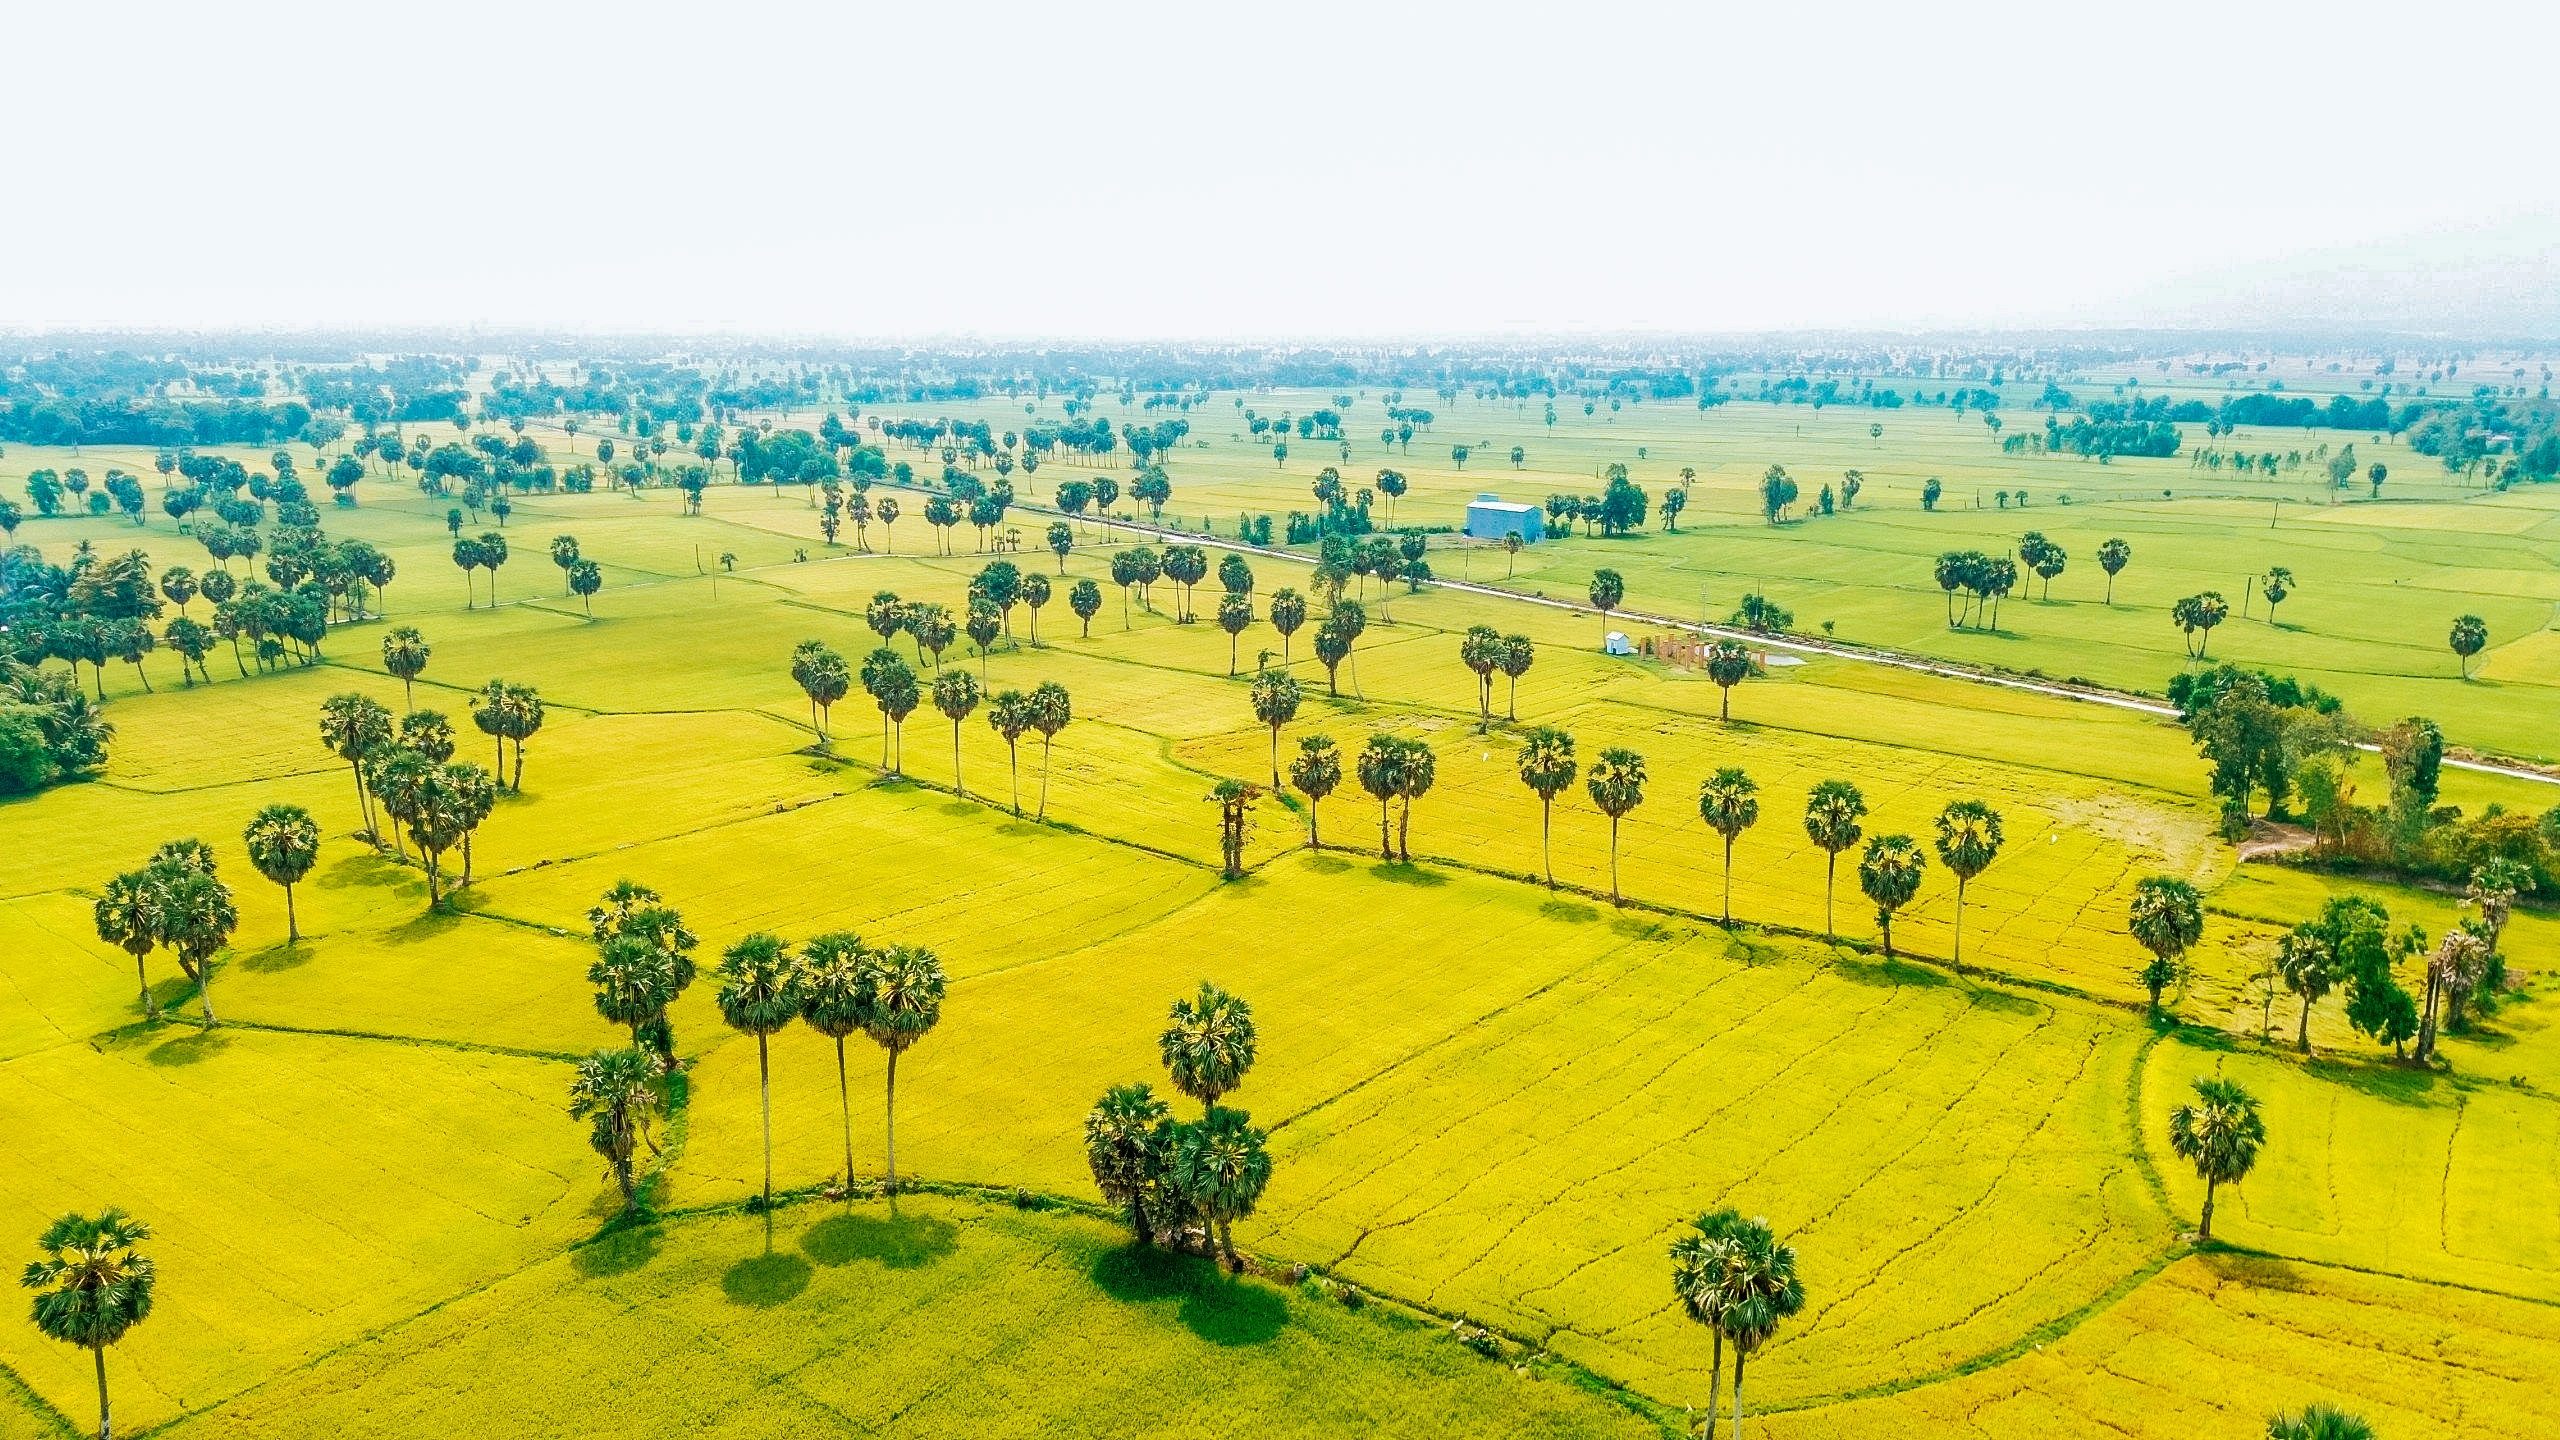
[2,430,2554,1437]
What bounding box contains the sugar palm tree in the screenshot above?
[986,689,1036,815]
[1668,1207,1748,1434]
[2167,1075,2264,1241]
[2128,876,2205,1016]
[569,1047,665,1205]
[1802,780,1868,941]
[1159,981,1256,1116]
[931,668,980,796]
[2265,1403,2375,1440]
[20,1208,155,1440]
[796,932,871,1186]
[1713,1217,1804,1440]
[380,626,430,710]
[715,933,801,1207]
[241,804,320,941]
[588,935,678,1057]
[1173,1106,1272,1272]
[155,866,235,1025]
[854,943,946,1193]
[1704,641,1752,720]
[92,872,164,1021]
[1497,633,1534,719]
[1029,680,1072,820]
[1356,734,1404,860]
[1933,799,2005,973]
[1249,669,1301,789]
[1698,768,1760,924]
[1289,734,1341,848]
[1857,834,1926,958]
[1516,727,1578,887]
[1392,738,1436,862]
[1585,746,1647,904]
[317,692,393,840]
[1084,1083,1173,1245]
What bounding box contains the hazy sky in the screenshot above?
[11,0,2553,338]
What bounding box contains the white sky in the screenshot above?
[8,0,2554,339]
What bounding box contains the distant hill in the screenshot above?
[2104,218,2560,341]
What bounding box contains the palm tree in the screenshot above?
[154,865,235,1025]
[1029,680,1071,820]
[2167,1075,2264,1241]
[1714,1217,1805,1440]
[2449,614,2488,678]
[931,668,980,796]
[569,1047,665,1204]
[1497,634,1534,720]
[1856,835,1926,958]
[986,689,1036,815]
[791,640,850,743]
[380,626,430,711]
[1172,1107,1272,1272]
[1356,735,1404,859]
[715,933,801,1207]
[1268,589,1306,664]
[797,932,871,1187]
[92,872,164,1021]
[1516,727,1578,887]
[1159,981,1256,1115]
[1668,1208,1748,1434]
[317,692,393,841]
[1698,768,1760,925]
[1289,734,1341,848]
[1802,780,1868,941]
[1588,568,1624,648]
[241,803,320,941]
[589,935,678,1056]
[1705,641,1752,721]
[2265,1403,2375,1440]
[1393,737,1436,862]
[1932,799,2005,973]
[1085,1082,1173,1244]
[1585,746,1647,904]
[20,1208,155,1440]
[2129,876,2204,1015]
[2097,537,2131,603]
[1209,778,1259,878]
[1460,625,1503,731]
[1249,669,1302,789]
[854,943,946,1193]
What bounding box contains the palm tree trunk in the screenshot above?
[1825,854,1836,939]
[1730,1352,1745,1440]
[1397,795,1412,862]
[1706,1332,1723,1435]
[284,884,298,941]
[951,722,963,796]
[1269,728,1280,790]
[2198,1175,2217,1241]
[884,1048,901,1194]
[2298,994,2314,1053]
[1009,745,1021,816]
[1953,878,1967,972]
[1722,837,1735,924]
[1379,797,1392,858]
[1218,1216,1238,1272]
[758,1032,773,1205]
[94,1344,110,1440]
[1608,817,1620,903]
[197,961,217,1025]
[134,955,157,1021]
[1541,797,1554,886]
[836,1035,854,1186]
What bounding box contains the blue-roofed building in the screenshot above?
[1464,493,1544,543]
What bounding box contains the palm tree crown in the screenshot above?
[1159,981,1256,1114]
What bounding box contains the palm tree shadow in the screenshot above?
[240,939,311,974]
[1829,954,1947,990]
[800,1209,958,1270]
[1367,862,1448,887]
[722,1248,813,1307]
[1089,1245,1286,1347]
[573,1223,663,1278]
[144,1029,233,1067]
[1300,853,1352,876]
